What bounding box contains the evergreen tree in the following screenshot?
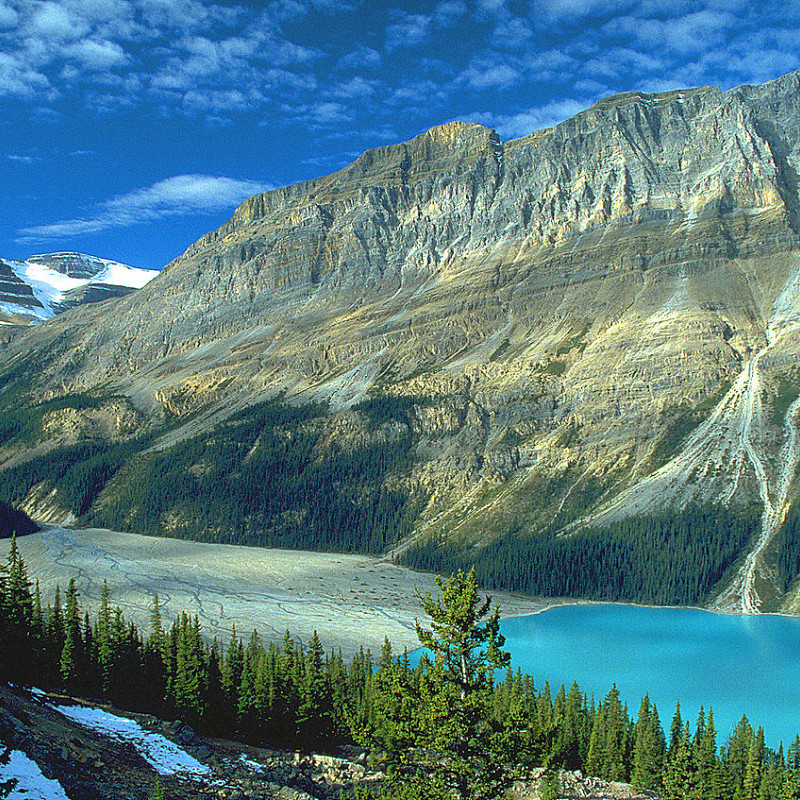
[662,722,694,799]
[2,535,33,684]
[297,631,335,748]
[631,694,665,789]
[586,685,628,781]
[723,715,756,800]
[669,702,684,757]
[173,613,205,726]
[366,569,513,800]
[744,728,766,800]
[694,707,718,797]
[59,578,81,690]
[97,580,113,696]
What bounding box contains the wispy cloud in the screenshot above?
[336,43,381,71]
[385,13,433,52]
[484,98,594,139]
[16,174,274,242]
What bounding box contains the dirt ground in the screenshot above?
[14,526,558,657]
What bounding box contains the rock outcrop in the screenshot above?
[5,72,800,610]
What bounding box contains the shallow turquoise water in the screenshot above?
[498,605,800,749]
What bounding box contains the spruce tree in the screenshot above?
[694,707,718,797]
[586,685,628,781]
[631,694,665,789]
[366,568,513,800]
[97,580,113,696]
[662,722,694,799]
[60,578,81,690]
[2,535,33,684]
[297,630,334,748]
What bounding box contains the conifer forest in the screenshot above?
[2,537,800,800]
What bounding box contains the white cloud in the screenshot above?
[0,2,18,28]
[63,39,130,71]
[533,0,636,26]
[491,17,533,49]
[603,9,735,56]
[328,76,377,100]
[260,68,317,91]
[28,1,90,41]
[433,0,467,26]
[475,0,507,14]
[180,87,251,112]
[16,174,275,242]
[462,61,520,89]
[336,43,381,71]
[491,98,590,138]
[525,49,578,81]
[385,13,432,52]
[304,100,351,126]
[387,79,446,106]
[0,53,51,97]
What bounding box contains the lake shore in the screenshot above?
[14,525,569,657]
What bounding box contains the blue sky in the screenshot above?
[2,0,799,270]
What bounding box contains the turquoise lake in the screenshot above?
[497,605,800,749]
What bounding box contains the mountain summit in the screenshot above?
[4,72,800,612]
[0,252,157,324]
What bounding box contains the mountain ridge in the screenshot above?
[4,72,800,612]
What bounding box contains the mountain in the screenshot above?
[0,252,158,324]
[3,72,800,613]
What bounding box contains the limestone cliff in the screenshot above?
[6,72,800,611]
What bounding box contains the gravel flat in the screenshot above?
[15,526,555,657]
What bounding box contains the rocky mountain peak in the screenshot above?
[27,252,111,279]
[6,72,800,612]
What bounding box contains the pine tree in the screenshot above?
[694,707,718,797]
[202,638,227,734]
[173,613,205,726]
[586,685,628,781]
[669,702,683,757]
[663,722,694,799]
[368,568,513,800]
[97,580,113,696]
[744,728,766,800]
[59,578,81,690]
[631,694,665,789]
[2,535,34,684]
[297,630,335,748]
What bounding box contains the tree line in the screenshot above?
[0,397,422,555]
[403,505,761,606]
[3,538,800,799]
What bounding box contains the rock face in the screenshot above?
[6,72,800,611]
[27,252,117,280]
[0,260,43,315]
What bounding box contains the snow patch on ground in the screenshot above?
[237,754,268,772]
[0,748,71,800]
[51,703,213,778]
[13,260,82,318]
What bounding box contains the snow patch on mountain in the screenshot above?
[0,252,158,323]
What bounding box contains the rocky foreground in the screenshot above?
[0,684,657,800]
